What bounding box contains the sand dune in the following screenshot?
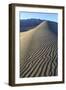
[20,21,58,77]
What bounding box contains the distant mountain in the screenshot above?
[20,19,43,32]
[20,19,58,34]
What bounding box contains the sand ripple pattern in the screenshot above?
[20,21,58,78]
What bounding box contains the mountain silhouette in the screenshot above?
[20,19,58,35]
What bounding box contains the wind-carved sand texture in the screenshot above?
[20,21,58,78]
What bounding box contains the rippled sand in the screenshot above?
[20,21,58,78]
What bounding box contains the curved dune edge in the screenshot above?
[20,21,58,77]
[20,21,49,63]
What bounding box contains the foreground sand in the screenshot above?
[20,21,58,77]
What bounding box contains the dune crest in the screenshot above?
[20,21,49,61]
[34,21,49,30]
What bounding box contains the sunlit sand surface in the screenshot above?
[20,21,58,77]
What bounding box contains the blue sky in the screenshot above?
[19,11,58,22]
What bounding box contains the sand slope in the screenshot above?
[20,21,58,77]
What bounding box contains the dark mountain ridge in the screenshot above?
[20,19,58,34]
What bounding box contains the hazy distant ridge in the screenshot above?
[20,19,58,34]
[20,19,43,32]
